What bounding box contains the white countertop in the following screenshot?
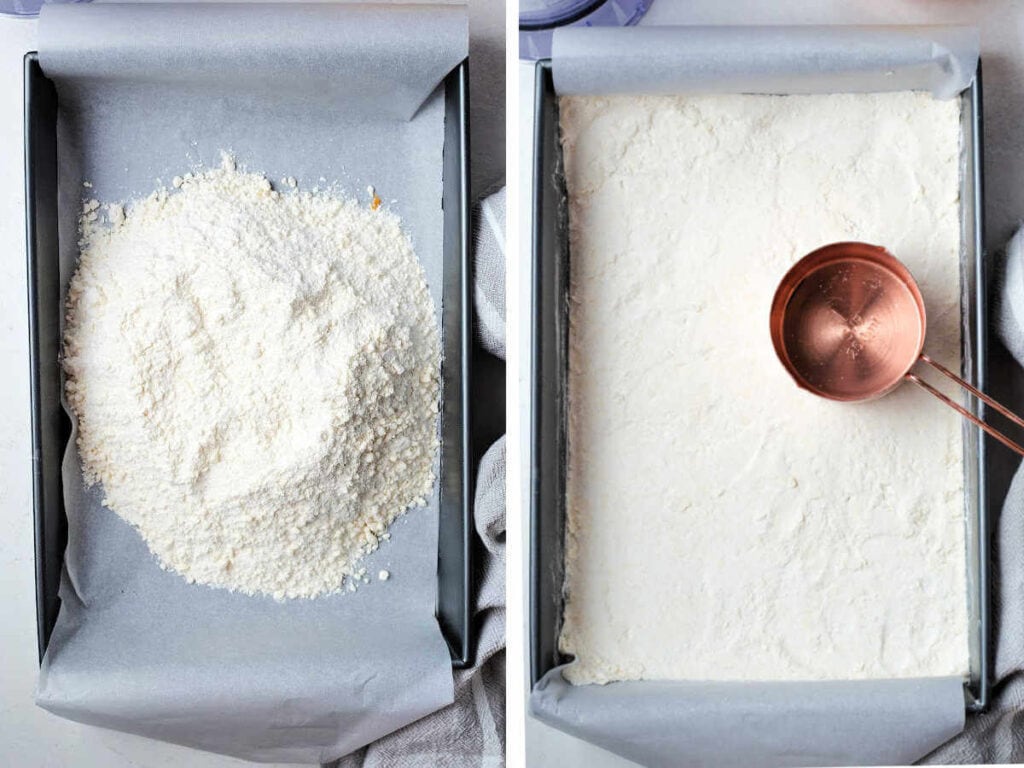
[8,0,1024,764]
[0,1,503,764]
[519,1,1024,765]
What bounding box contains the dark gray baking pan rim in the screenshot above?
[25,52,474,670]
[529,58,990,711]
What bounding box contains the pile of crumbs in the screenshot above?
[64,154,438,599]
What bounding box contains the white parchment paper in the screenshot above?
[531,24,980,768]
[35,3,467,763]
[552,25,979,99]
[532,667,966,768]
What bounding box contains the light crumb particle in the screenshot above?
[172,176,184,189]
[108,203,125,226]
[82,181,93,189]
[378,570,390,581]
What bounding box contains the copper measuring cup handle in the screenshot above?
[905,354,1024,457]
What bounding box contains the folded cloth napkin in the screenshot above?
[334,187,507,767]
[921,226,1024,763]
[474,188,506,359]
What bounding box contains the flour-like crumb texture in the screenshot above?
[559,92,968,684]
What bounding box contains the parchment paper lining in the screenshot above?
[531,24,979,768]
[35,4,467,763]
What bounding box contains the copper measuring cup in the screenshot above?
[769,241,1024,456]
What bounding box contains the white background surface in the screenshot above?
[516,1,1024,766]
[8,0,1024,766]
[0,0,503,765]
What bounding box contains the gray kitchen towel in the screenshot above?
[474,186,506,359]
[921,226,1024,763]
[335,188,506,767]
[999,227,1024,368]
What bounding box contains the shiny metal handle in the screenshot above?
[905,354,1024,457]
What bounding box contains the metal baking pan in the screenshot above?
[25,52,474,669]
[530,58,990,710]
